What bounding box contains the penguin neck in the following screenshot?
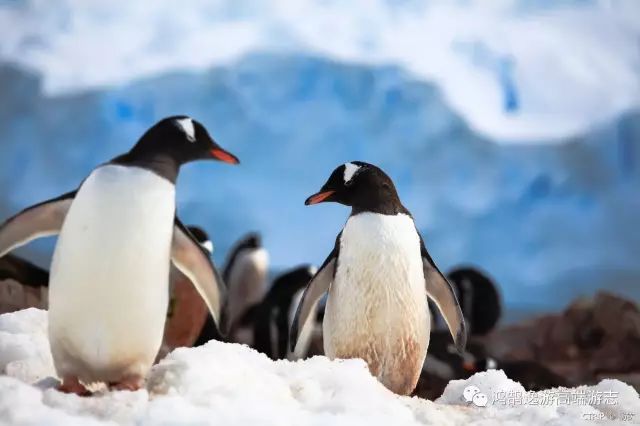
[349,194,409,216]
[110,152,180,183]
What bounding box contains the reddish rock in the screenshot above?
[482,291,640,391]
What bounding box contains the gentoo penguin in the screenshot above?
[158,226,214,359]
[0,116,238,394]
[290,161,466,395]
[447,266,501,336]
[0,254,49,313]
[196,232,268,346]
[286,266,321,360]
[241,265,317,359]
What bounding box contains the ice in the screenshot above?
[1,55,638,312]
[0,0,638,141]
[0,308,638,425]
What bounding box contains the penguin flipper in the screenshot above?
[171,218,227,335]
[289,234,340,353]
[418,233,467,354]
[0,191,76,258]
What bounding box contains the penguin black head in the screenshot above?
[271,264,317,298]
[128,116,240,166]
[222,232,263,284]
[240,232,262,250]
[187,226,213,254]
[305,162,404,215]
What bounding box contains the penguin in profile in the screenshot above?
[447,266,501,336]
[241,265,317,359]
[286,267,323,360]
[0,116,239,394]
[224,233,269,333]
[197,232,268,346]
[290,162,466,395]
[159,226,215,359]
[186,226,214,254]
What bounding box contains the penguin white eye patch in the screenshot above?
[343,163,361,184]
[175,118,196,142]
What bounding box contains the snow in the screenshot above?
[1,309,638,425]
[0,0,638,141]
[0,308,54,384]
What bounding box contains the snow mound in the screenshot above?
[0,309,638,425]
[0,308,54,384]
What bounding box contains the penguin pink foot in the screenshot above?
[109,375,144,392]
[57,376,91,396]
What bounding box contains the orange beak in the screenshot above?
[305,190,335,205]
[210,148,240,164]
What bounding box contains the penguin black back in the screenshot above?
[0,254,49,289]
[222,232,262,284]
[447,267,501,336]
[252,265,316,359]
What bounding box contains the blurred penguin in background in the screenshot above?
[0,254,49,313]
[417,266,502,398]
[416,330,569,399]
[196,232,268,345]
[287,267,324,360]
[446,266,501,336]
[158,226,214,359]
[239,265,317,360]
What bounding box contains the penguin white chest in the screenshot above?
[324,212,429,394]
[48,165,176,383]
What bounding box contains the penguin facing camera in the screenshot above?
[290,161,466,395]
[0,116,239,394]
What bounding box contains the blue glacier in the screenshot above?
[0,54,638,314]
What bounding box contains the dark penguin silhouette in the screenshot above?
[241,265,317,360]
[0,254,49,313]
[447,267,501,336]
[0,116,238,394]
[196,232,268,346]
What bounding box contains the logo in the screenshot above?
[463,385,488,407]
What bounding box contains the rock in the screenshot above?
[482,292,640,391]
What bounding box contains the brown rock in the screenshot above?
[593,292,640,339]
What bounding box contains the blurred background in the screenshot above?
[0,0,639,390]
